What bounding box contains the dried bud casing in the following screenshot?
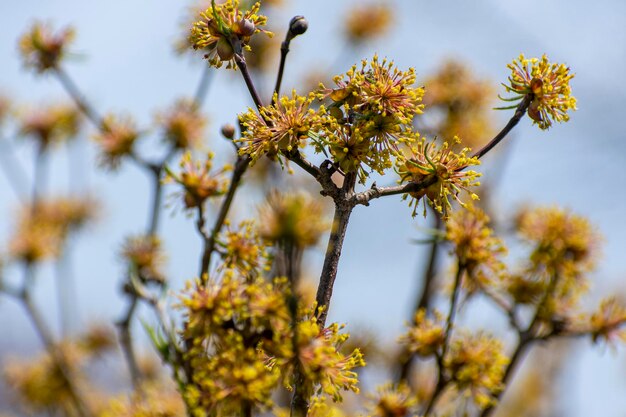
[289,16,308,37]
[216,37,235,60]
[234,18,256,37]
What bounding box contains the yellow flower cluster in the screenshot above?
[397,137,481,218]
[257,190,329,249]
[365,383,415,417]
[92,113,141,170]
[588,297,626,346]
[444,332,509,409]
[398,309,445,357]
[120,235,167,283]
[238,91,324,165]
[100,383,185,417]
[445,205,506,293]
[9,196,99,264]
[318,56,424,178]
[179,272,291,414]
[217,220,270,276]
[502,54,576,129]
[155,98,207,150]
[296,317,365,402]
[19,104,81,149]
[18,21,75,73]
[165,151,229,209]
[189,0,272,68]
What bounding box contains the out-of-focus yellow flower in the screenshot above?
[365,383,416,417]
[100,382,185,417]
[77,324,117,357]
[257,190,329,249]
[344,3,393,44]
[154,98,207,150]
[398,309,445,357]
[9,196,99,264]
[423,60,495,149]
[0,94,11,127]
[218,219,270,275]
[165,151,229,209]
[397,136,481,218]
[19,104,81,149]
[121,235,167,283]
[3,344,87,415]
[92,113,141,170]
[18,21,75,73]
[444,332,508,409]
[587,297,626,345]
[445,205,506,293]
[501,54,576,130]
[189,0,272,68]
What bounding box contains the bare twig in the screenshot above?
[274,16,308,98]
[194,65,214,107]
[54,67,103,128]
[470,95,532,161]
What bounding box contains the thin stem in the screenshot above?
[194,65,214,107]
[55,247,77,337]
[234,53,264,109]
[19,265,93,417]
[274,29,295,98]
[200,155,250,281]
[117,296,142,391]
[470,95,532,161]
[32,145,47,206]
[54,67,103,128]
[442,264,464,354]
[397,211,442,382]
[315,171,357,327]
[354,175,438,205]
[0,138,30,203]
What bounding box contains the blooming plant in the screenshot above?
[0,2,623,417]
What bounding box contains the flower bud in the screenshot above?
[234,19,256,37]
[289,16,308,37]
[216,37,235,61]
[221,123,236,139]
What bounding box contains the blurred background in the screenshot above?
[1,0,625,415]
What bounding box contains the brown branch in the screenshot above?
[396,211,443,382]
[470,95,532,161]
[354,176,438,206]
[234,51,264,109]
[54,67,103,128]
[193,65,214,107]
[274,16,308,98]
[315,171,357,327]
[199,155,250,281]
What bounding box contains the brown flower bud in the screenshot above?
[234,19,256,37]
[216,37,235,60]
[289,16,308,37]
[221,123,236,139]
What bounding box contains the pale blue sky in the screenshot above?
[1,0,625,415]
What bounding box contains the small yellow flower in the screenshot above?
[397,136,481,218]
[238,91,323,165]
[218,220,270,275]
[366,383,416,417]
[257,190,329,249]
[189,0,272,68]
[445,332,509,409]
[154,98,207,150]
[92,113,140,170]
[501,54,576,129]
[121,235,167,283]
[165,151,229,209]
[398,309,445,357]
[19,104,81,149]
[588,297,626,346]
[18,21,75,73]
